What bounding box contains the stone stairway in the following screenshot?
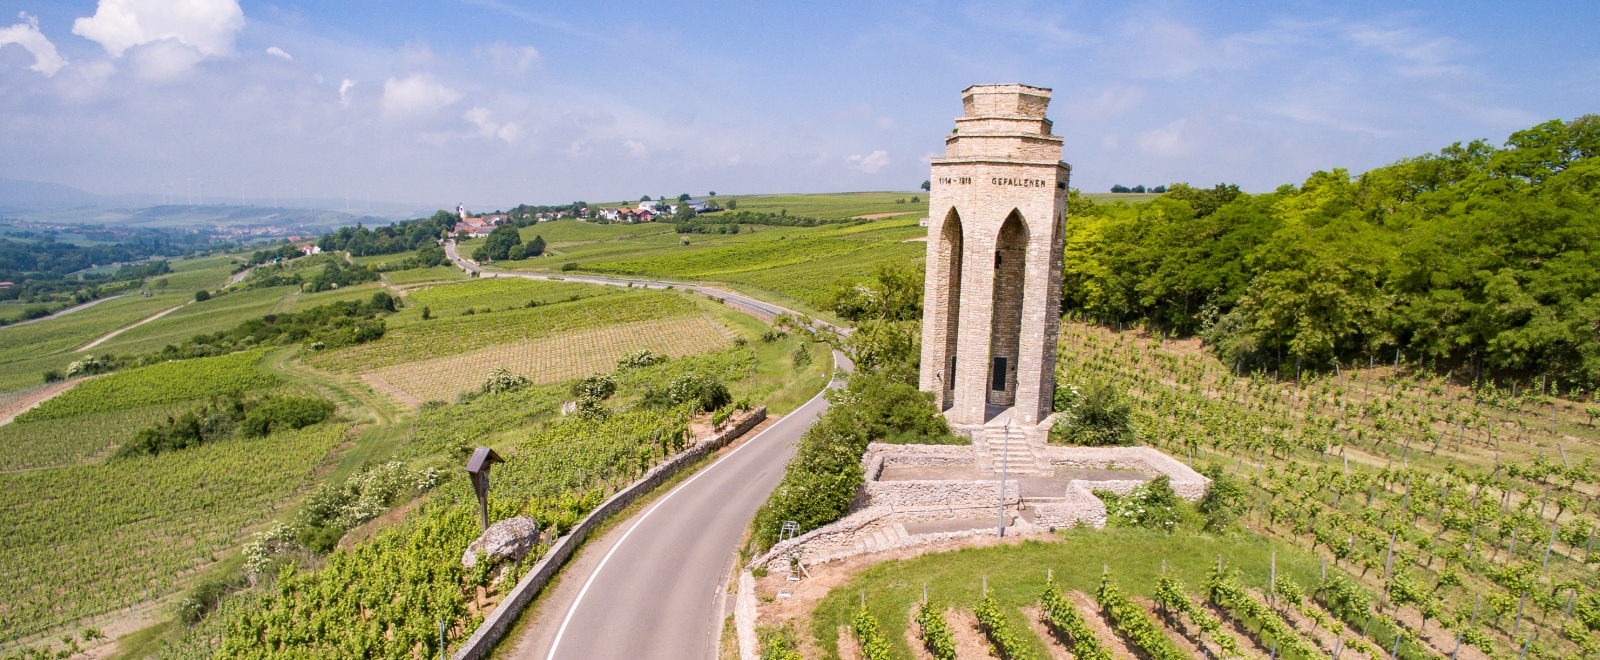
[852,521,911,555]
[974,407,1051,473]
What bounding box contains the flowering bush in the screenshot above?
[1096,475,1181,531]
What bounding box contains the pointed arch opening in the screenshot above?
[936,208,963,409]
[987,210,1028,408]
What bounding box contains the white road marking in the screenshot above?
[544,387,830,660]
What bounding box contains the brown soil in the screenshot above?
[752,530,1064,626]
[361,372,421,409]
[0,377,88,426]
[945,607,995,659]
[905,606,938,660]
[1203,600,1271,659]
[1020,605,1074,660]
[1072,590,1140,660]
[1132,596,1207,660]
[838,625,865,660]
[1385,604,1486,660]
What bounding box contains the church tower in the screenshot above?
[919,84,1070,449]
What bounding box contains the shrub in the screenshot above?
[240,396,337,438]
[571,372,618,401]
[1095,475,1181,531]
[617,349,666,370]
[482,367,530,394]
[790,343,812,368]
[195,289,211,302]
[561,262,578,271]
[1051,381,1133,445]
[41,369,63,383]
[65,356,109,378]
[295,460,440,532]
[751,374,953,547]
[1198,465,1247,532]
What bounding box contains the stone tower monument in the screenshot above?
[918,84,1069,463]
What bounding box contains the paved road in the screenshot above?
[4,294,126,328]
[443,240,796,321]
[521,362,844,660]
[442,240,845,659]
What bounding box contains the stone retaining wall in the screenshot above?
[1031,483,1109,528]
[1042,446,1208,500]
[449,406,767,660]
[863,478,1019,508]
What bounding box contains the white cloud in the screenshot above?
[1137,120,1190,156]
[464,107,522,143]
[1067,86,1146,121]
[0,14,66,77]
[477,42,540,73]
[265,46,291,61]
[130,39,204,81]
[73,0,244,58]
[624,139,646,158]
[381,74,461,118]
[846,150,889,174]
[1346,27,1467,78]
[338,79,356,107]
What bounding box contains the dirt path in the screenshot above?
[78,303,184,351]
[6,294,128,328]
[0,377,89,426]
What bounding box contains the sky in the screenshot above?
[0,0,1596,211]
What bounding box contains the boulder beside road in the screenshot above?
[462,516,540,569]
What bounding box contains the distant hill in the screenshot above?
[0,178,100,207]
[0,177,434,230]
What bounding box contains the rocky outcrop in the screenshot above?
[461,516,540,569]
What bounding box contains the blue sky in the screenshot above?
[0,0,1595,210]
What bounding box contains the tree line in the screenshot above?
[1061,115,1600,386]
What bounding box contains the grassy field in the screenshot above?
[470,215,928,321]
[87,286,295,355]
[711,191,927,219]
[366,314,735,404]
[0,293,186,365]
[0,252,249,395]
[0,424,347,645]
[305,289,703,371]
[809,530,1322,659]
[18,349,276,421]
[385,265,468,285]
[390,277,617,324]
[0,403,186,472]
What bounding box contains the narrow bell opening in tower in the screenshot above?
[986,210,1027,407]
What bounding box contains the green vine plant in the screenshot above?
[1205,565,1320,660]
[1096,569,1189,660]
[851,605,892,660]
[975,593,1037,660]
[915,599,958,660]
[1154,573,1244,658]
[1040,574,1113,660]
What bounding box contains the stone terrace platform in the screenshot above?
[748,443,1207,571]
